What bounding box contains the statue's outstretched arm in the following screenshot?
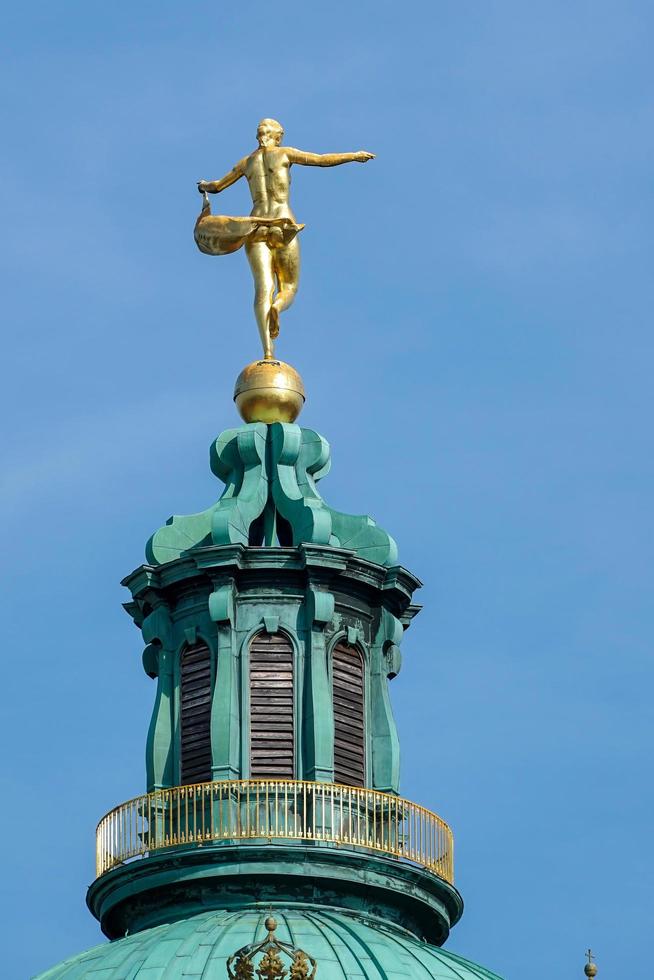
[198,157,246,194]
[287,148,375,167]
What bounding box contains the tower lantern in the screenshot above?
[38,120,505,980]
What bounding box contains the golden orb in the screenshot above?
[234,359,305,424]
[264,916,278,933]
[585,966,598,979]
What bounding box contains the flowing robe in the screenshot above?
[194,196,303,256]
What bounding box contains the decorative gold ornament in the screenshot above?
[226,915,317,980]
[256,948,286,980]
[290,951,312,980]
[234,359,305,424]
[232,954,256,980]
[196,117,374,360]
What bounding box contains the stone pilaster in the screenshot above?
[303,587,335,782]
[209,581,240,780]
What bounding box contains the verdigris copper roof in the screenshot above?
[145,423,398,566]
[35,908,503,980]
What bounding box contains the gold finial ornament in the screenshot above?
[232,954,255,980]
[234,359,305,424]
[289,951,312,980]
[585,949,598,978]
[226,915,317,980]
[195,117,374,361]
[256,947,286,980]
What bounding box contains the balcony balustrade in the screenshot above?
[95,779,454,884]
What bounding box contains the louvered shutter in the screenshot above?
[180,643,212,784]
[333,643,365,787]
[249,633,294,778]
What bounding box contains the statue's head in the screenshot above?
[257,118,284,147]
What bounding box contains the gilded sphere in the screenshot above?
[585,966,598,978]
[234,359,305,424]
[265,916,278,933]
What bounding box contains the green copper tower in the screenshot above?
[37,412,504,979]
[37,123,506,979]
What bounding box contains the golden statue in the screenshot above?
[196,118,374,360]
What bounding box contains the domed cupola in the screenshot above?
[86,417,461,948]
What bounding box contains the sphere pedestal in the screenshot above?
[234,359,305,423]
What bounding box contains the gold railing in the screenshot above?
[95,779,454,883]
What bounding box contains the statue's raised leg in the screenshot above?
[245,241,275,358]
[270,238,300,338]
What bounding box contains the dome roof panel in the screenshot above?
[35,909,504,980]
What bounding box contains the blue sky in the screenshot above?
[2,2,652,977]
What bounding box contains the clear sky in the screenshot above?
[2,2,652,977]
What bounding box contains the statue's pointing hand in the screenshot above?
[355,151,375,163]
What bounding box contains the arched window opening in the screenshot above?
[180,642,212,785]
[333,643,365,787]
[247,510,294,547]
[249,632,294,778]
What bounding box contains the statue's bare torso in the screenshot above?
[244,147,296,221]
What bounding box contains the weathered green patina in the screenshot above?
[86,842,462,944]
[125,542,417,794]
[124,422,415,796]
[146,423,397,566]
[36,419,505,980]
[37,908,502,980]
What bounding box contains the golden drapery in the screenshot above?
[194,197,303,256]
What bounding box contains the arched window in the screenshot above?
[249,632,294,778]
[180,642,212,785]
[332,642,365,786]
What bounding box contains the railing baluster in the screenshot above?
[348,786,352,842]
[210,783,215,842]
[322,783,326,840]
[331,784,335,839]
[304,781,309,839]
[358,788,362,844]
[220,781,225,839]
[372,793,377,847]
[335,785,340,841]
[294,782,298,838]
[202,784,206,841]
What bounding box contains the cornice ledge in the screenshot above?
[298,542,353,570]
